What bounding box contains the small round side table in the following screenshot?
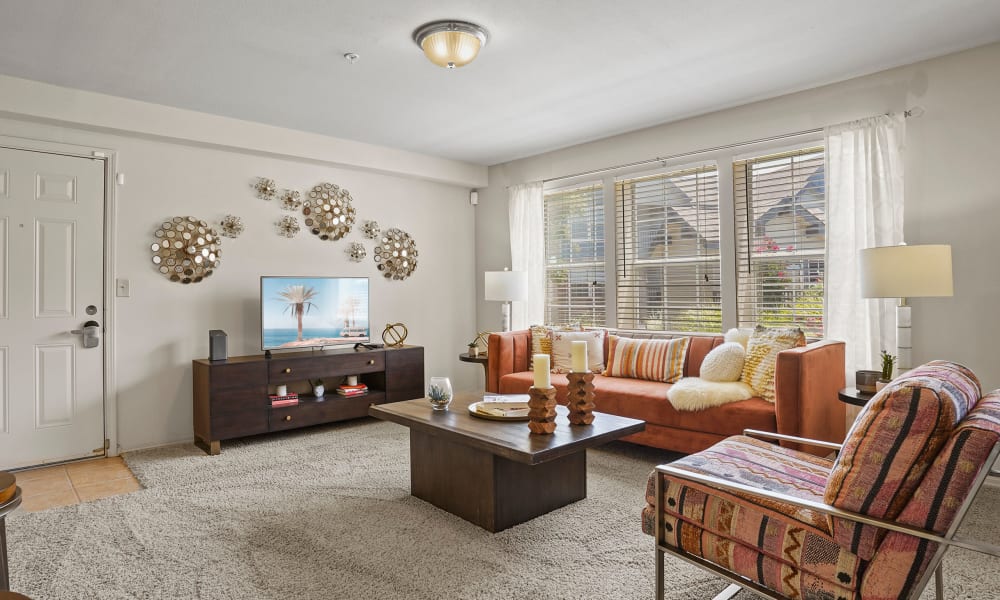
[838,387,874,408]
[458,352,489,380]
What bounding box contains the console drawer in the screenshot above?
[269,352,385,383]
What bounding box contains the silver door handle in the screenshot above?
[71,320,101,348]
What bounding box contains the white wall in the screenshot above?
[0,112,479,451]
[476,42,1000,391]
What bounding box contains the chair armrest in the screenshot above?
[654,463,1000,557]
[486,330,532,393]
[742,428,842,451]
[773,340,847,454]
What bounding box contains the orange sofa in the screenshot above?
[487,329,846,455]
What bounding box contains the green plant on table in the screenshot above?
[880,350,897,381]
[428,384,452,401]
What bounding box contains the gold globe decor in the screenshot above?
[382,323,409,347]
[302,182,356,241]
[374,227,418,280]
[150,216,221,284]
[413,20,489,69]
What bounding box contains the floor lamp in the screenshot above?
[484,269,527,332]
[859,244,953,371]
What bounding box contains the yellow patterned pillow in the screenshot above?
[530,323,580,369]
[603,335,690,383]
[739,326,806,402]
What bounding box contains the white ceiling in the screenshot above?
[1,0,999,166]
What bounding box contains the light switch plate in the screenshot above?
[116,278,130,297]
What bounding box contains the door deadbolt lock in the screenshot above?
[71,320,101,348]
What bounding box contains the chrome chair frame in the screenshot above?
[653,430,1000,600]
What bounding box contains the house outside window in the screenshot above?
[543,183,605,326]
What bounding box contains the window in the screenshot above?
[616,165,721,332]
[543,183,605,326]
[734,147,825,337]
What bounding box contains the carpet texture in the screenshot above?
[6,418,999,599]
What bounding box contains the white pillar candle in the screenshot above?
[533,354,551,388]
[276,384,287,396]
[571,340,588,373]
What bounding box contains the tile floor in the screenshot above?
[12,456,142,512]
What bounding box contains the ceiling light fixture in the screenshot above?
[412,20,489,69]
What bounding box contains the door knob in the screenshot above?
[71,320,101,348]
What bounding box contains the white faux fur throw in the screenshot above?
[667,377,755,411]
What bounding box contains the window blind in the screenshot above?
[615,165,721,332]
[734,147,825,337]
[543,183,606,326]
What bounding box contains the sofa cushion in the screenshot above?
[604,335,689,383]
[498,371,776,437]
[666,378,753,411]
[823,360,981,560]
[699,342,745,382]
[740,326,806,402]
[550,329,605,373]
[529,323,579,369]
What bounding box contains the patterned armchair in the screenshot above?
[642,361,1000,600]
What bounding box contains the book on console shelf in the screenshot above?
[269,394,299,407]
[336,388,369,397]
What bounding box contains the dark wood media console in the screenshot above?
[192,345,424,455]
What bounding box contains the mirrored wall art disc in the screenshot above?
[151,216,221,284]
[372,227,418,280]
[302,182,355,241]
[219,215,245,238]
[279,189,302,211]
[253,177,277,201]
[346,242,366,262]
[276,215,300,238]
[361,220,380,240]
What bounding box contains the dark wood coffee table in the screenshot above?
[369,393,645,532]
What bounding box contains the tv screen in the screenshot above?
[261,276,370,350]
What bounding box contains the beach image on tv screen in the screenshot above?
[261,277,369,349]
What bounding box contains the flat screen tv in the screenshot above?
[261,276,370,350]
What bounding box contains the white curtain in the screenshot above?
[508,182,545,330]
[825,114,905,374]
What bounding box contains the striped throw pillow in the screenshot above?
[603,336,689,383]
[739,326,806,402]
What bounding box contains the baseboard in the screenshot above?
[119,437,194,454]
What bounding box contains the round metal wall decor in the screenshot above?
[302,182,355,241]
[150,216,221,284]
[361,220,381,240]
[373,227,418,280]
[276,215,300,238]
[382,322,409,347]
[346,242,366,262]
[279,189,302,211]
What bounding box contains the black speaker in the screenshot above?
[209,330,227,362]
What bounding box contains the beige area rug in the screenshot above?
[6,418,1000,599]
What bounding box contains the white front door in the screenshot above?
[0,146,106,470]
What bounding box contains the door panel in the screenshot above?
[0,146,105,469]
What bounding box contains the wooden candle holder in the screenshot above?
[527,386,558,435]
[566,371,596,425]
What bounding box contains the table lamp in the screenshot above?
[484,268,527,332]
[859,244,953,371]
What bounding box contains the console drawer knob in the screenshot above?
[368,359,375,365]
[284,415,292,422]
[283,368,292,374]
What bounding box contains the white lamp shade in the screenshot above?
[484,270,527,302]
[859,244,953,298]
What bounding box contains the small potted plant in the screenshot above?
[876,351,896,392]
[467,338,480,358]
[311,378,326,399]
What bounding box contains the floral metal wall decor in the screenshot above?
[279,189,302,211]
[374,227,418,280]
[303,182,355,241]
[253,177,277,201]
[151,216,221,284]
[219,215,245,238]
[276,215,300,238]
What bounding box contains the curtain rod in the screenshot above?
[541,108,920,186]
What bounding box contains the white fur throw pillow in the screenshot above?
[724,327,754,349]
[667,378,755,412]
[699,342,746,382]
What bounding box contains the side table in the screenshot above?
[838,387,874,408]
[0,472,21,592]
[458,352,488,380]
